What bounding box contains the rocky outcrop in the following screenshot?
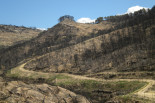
[0,81,90,103]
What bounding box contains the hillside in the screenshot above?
[24,22,154,73]
[0,6,155,103]
[0,8,154,74]
[0,25,41,50]
[0,19,115,70]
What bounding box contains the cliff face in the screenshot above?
[0,15,155,73]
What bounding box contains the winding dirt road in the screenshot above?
[9,63,155,101]
[135,80,155,100]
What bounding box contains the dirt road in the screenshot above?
[9,63,155,100]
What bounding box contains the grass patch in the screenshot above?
[6,67,71,83]
[57,79,101,90]
[150,84,155,91]
[56,80,147,102]
[6,69,20,78]
[54,74,71,79]
[108,81,147,94]
[118,95,154,103]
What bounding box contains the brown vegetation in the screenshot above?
[0,25,41,51]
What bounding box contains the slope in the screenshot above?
[24,23,155,73]
[22,9,155,73]
[6,62,155,102]
[0,25,41,50]
[0,20,114,70]
[0,7,155,74]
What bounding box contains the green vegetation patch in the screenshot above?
[6,69,20,78]
[57,80,147,94]
[46,74,71,82]
[56,80,147,102]
[107,81,147,94]
[151,84,155,90]
[57,79,101,90]
[6,68,71,82]
[118,95,154,103]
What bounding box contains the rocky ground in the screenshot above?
[0,77,90,103]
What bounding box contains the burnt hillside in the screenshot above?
[0,19,112,70]
[0,7,155,73]
[0,25,41,50]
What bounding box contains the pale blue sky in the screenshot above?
[0,0,154,29]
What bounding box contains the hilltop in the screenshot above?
[0,25,41,50]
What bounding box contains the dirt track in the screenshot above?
[10,63,155,101]
[135,80,155,100]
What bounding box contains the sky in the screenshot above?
[0,0,154,30]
